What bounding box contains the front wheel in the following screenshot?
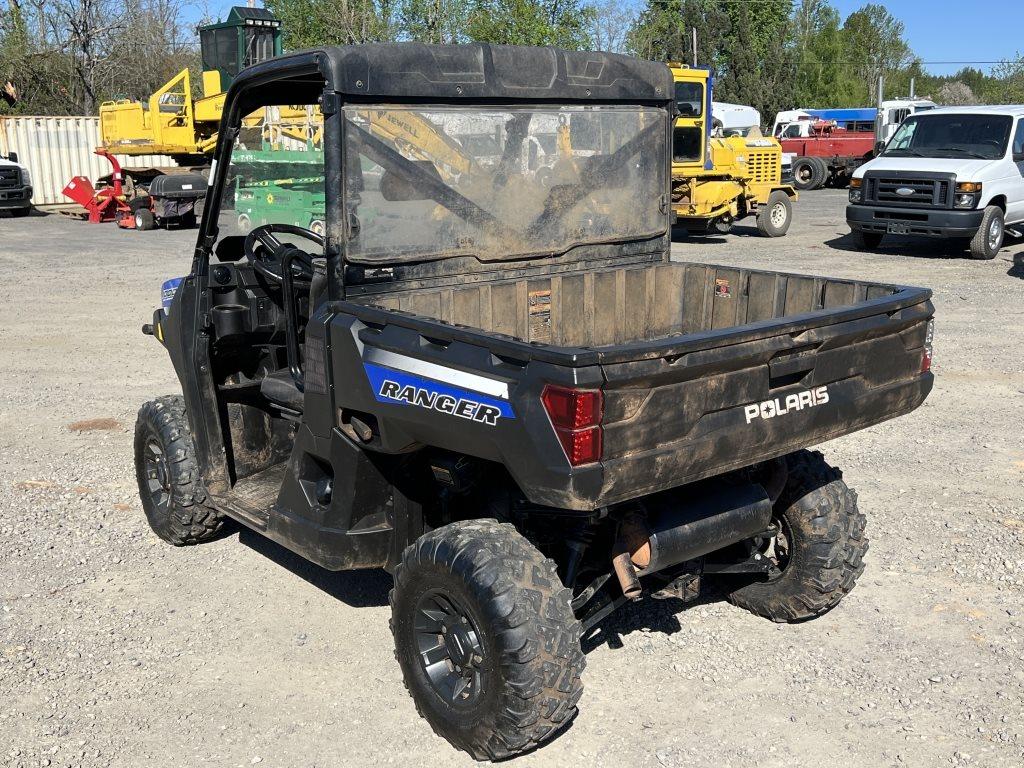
[10,206,31,217]
[851,230,883,250]
[390,520,584,761]
[969,205,1004,260]
[727,450,868,623]
[756,191,793,237]
[134,396,226,546]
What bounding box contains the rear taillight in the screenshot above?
[542,385,603,466]
[921,319,934,373]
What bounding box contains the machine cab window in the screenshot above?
[199,6,283,91]
[674,81,704,118]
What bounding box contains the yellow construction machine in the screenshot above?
[669,64,796,237]
[99,6,283,160]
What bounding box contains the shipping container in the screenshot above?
[0,116,177,207]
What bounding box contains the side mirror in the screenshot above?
[6,151,18,164]
[874,141,885,155]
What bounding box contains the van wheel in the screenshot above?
[969,206,1004,260]
[756,191,792,237]
[10,206,31,217]
[134,396,226,546]
[852,230,883,250]
[727,450,868,623]
[391,520,584,761]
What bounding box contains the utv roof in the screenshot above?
[228,43,675,105]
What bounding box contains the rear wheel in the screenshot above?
[134,208,156,231]
[852,230,883,250]
[792,157,825,191]
[969,205,1004,260]
[134,396,226,546]
[809,157,830,189]
[727,450,868,622]
[391,520,584,761]
[756,191,793,237]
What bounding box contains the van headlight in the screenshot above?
[953,181,981,209]
[848,177,862,203]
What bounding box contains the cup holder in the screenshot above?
[212,304,249,339]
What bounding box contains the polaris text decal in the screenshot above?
[744,386,830,424]
[363,362,515,426]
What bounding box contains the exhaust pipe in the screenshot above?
[612,510,646,600]
[621,484,773,578]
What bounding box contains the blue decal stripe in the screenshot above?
[364,363,515,420]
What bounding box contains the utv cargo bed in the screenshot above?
[330,259,934,509]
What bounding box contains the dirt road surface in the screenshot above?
[2,192,1023,768]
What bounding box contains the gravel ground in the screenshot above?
[2,192,1023,768]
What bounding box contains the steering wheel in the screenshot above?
[243,224,324,285]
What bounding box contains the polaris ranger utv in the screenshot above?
[134,43,935,760]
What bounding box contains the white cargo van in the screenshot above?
[847,105,1024,259]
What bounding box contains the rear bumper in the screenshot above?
[847,204,983,237]
[0,185,31,209]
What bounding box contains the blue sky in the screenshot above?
[831,0,1024,75]
[198,1,1023,77]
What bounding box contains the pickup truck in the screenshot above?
[847,105,1024,259]
[133,44,935,760]
[0,150,32,216]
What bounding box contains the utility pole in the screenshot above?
[692,28,698,67]
[874,74,885,145]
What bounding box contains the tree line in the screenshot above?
[2,0,1023,121]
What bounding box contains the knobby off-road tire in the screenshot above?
[390,520,584,761]
[728,450,868,623]
[134,396,225,546]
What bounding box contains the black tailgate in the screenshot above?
[595,268,933,505]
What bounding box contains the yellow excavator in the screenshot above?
[669,64,796,237]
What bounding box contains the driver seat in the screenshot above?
[259,258,328,413]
